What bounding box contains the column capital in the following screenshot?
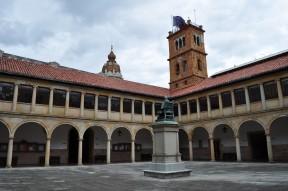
[46,137,51,141]
[9,136,14,140]
[79,138,83,141]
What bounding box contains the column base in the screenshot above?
[144,162,191,179]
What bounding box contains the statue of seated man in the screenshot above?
[156,96,175,122]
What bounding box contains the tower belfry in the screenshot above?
[168,18,208,90]
[100,46,123,79]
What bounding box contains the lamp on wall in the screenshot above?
[222,126,227,133]
[117,129,122,136]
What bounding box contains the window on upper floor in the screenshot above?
[180,101,187,115]
[182,60,188,72]
[264,81,278,100]
[0,82,14,102]
[154,102,162,116]
[111,97,120,112]
[209,94,219,110]
[234,88,246,105]
[145,101,152,115]
[123,98,132,113]
[175,40,179,50]
[69,91,81,108]
[36,87,50,105]
[53,89,66,107]
[84,94,95,109]
[98,95,108,111]
[194,34,202,46]
[221,91,232,108]
[18,85,33,104]
[248,85,261,103]
[199,96,207,112]
[189,99,197,113]
[176,63,180,75]
[173,103,179,117]
[134,100,143,114]
[281,78,288,96]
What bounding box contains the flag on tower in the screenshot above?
[172,16,186,28]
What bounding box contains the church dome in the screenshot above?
[100,47,123,79]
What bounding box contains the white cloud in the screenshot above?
[0,0,288,88]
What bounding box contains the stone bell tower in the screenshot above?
[167,19,208,90]
[100,46,123,79]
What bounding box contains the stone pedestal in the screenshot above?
[144,121,191,179]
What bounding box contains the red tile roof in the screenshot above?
[0,50,287,99]
[171,50,288,98]
[0,54,169,98]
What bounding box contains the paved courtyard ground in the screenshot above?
[0,161,288,191]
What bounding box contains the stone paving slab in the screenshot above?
[0,162,288,191]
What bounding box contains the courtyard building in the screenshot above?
[0,19,287,168]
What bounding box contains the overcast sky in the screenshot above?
[0,0,287,88]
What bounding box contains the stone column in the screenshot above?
[65,91,69,116]
[244,87,250,112]
[152,102,155,122]
[142,101,145,121]
[209,137,215,161]
[235,136,241,162]
[45,138,51,167]
[80,92,84,117]
[120,97,124,120]
[260,84,266,110]
[196,98,200,119]
[131,99,135,121]
[231,90,236,114]
[177,103,181,121]
[207,96,211,118]
[106,139,111,164]
[188,137,193,161]
[187,100,191,120]
[276,79,284,107]
[94,95,98,119]
[48,88,54,114]
[107,96,111,120]
[78,138,83,165]
[131,139,135,163]
[12,83,19,112]
[218,93,223,116]
[31,85,37,113]
[6,137,14,168]
[266,133,273,162]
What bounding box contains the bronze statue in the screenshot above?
[156,96,175,122]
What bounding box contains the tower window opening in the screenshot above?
[176,63,180,75]
[182,37,186,47]
[182,60,187,72]
[179,38,183,48]
[175,40,179,50]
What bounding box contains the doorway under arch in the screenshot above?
[0,121,9,167]
[192,127,210,161]
[111,127,131,163]
[179,129,189,161]
[270,116,288,162]
[239,120,268,162]
[135,128,153,162]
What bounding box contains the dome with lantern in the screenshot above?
[100,46,123,79]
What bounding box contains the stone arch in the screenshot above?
[213,124,236,161]
[135,128,153,162]
[192,127,210,161]
[268,114,288,134]
[238,120,268,162]
[237,118,266,136]
[13,121,48,167]
[110,126,132,141]
[51,122,80,139]
[13,120,48,138]
[269,115,288,162]
[83,124,108,140]
[134,127,153,139]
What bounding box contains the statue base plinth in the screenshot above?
[144,162,191,179]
